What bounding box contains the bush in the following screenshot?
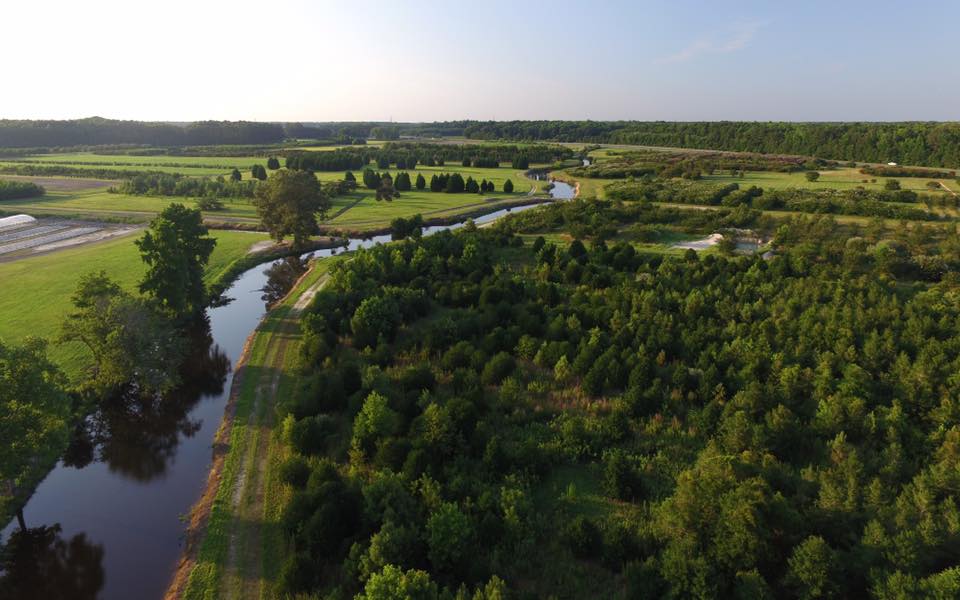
[481,352,515,385]
[278,455,311,489]
[0,179,45,200]
[564,516,602,559]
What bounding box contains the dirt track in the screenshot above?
[165,269,328,600]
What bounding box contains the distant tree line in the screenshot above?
[112,173,257,200]
[861,165,957,178]
[0,117,287,148]
[0,179,45,200]
[606,179,943,221]
[570,149,824,179]
[460,121,960,168]
[360,169,509,195]
[0,163,167,180]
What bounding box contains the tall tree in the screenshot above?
[61,271,185,393]
[229,168,242,182]
[0,338,70,530]
[254,169,330,248]
[376,173,400,202]
[416,173,426,190]
[445,173,465,193]
[503,179,514,193]
[135,203,216,318]
[267,156,281,170]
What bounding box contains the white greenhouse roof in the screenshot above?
[0,214,36,231]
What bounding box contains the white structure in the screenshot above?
[887,162,898,166]
[0,214,36,231]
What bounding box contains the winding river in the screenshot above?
[0,179,575,599]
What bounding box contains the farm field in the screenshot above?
[1,189,261,222]
[700,167,960,193]
[2,164,542,229]
[0,229,269,377]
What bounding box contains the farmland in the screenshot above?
[0,228,268,377]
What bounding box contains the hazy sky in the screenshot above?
[4,0,959,122]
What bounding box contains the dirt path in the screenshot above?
[220,271,328,600]
[939,181,958,197]
[165,269,328,600]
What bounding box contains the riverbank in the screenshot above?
[170,257,337,600]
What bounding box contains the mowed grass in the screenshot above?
[9,152,269,176]
[0,229,269,378]
[316,165,541,228]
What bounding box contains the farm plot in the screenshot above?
[0,223,71,244]
[0,223,102,255]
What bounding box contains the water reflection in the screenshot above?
[260,256,309,308]
[64,322,230,483]
[0,524,104,600]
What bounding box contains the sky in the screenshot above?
[3,0,959,122]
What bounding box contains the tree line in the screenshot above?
[0,179,45,200]
[359,169,512,195]
[112,173,257,200]
[460,121,960,168]
[0,117,286,148]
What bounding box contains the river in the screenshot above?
[0,178,575,599]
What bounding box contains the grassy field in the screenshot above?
[700,167,960,193]
[0,229,269,378]
[181,258,339,600]
[2,164,542,229]
[1,189,260,222]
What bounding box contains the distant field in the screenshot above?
[0,229,268,377]
[1,190,260,223]
[701,167,960,193]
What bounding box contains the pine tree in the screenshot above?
[504,179,514,193]
[230,168,242,182]
[267,156,280,170]
[345,171,356,182]
[446,173,465,193]
[462,157,472,167]
[363,169,379,190]
[465,177,479,193]
[415,173,426,190]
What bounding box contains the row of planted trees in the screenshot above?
[355,169,514,197]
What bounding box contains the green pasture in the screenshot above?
[0,229,269,378]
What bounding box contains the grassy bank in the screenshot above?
[179,257,338,600]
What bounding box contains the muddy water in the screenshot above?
[0,179,575,599]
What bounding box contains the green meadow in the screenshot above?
[0,229,269,378]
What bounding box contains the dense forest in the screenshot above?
[266,197,960,598]
[460,121,960,168]
[0,117,287,147]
